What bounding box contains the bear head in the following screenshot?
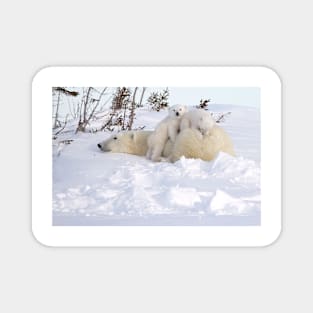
[97,131,152,156]
[197,112,216,135]
[97,132,136,153]
[168,104,188,119]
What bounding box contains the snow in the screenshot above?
[53,104,260,226]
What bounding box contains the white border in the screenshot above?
[32,66,281,247]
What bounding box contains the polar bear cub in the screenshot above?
[180,109,216,136]
[146,104,187,162]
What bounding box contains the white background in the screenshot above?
[33,67,280,246]
[0,0,311,312]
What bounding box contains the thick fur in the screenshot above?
[168,126,235,163]
[97,126,235,163]
[146,104,187,162]
[97,131,153,156]
[180,109,216,136]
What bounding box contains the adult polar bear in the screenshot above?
[97,130,172,157]
[97,124,235,162]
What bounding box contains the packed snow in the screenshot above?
[53,104,260,226]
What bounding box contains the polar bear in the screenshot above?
[168,126,235,162]
[97,126,235,163]
[180,109,216,136]
[97,131,153,156]
[146,104,187,162]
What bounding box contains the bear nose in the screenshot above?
[176,112,179,116]
[97,143,101,149]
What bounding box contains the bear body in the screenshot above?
[168,126,235,162]
[180,109,216,136]
[97,126,235,163]
[146,104,187,162]
[97,130,153,156]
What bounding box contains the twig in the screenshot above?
[53,114,69,137]
[215,112,231,123]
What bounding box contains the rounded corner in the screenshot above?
[260,226,282,248]
[32,66,55,86]
[258,66,282,87]
[31,226,54,248]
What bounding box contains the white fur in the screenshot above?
[146,104,187,162]
[97,131,152,156]
[168,126,235,163]
[180,109,216,136]
[97,121,235,164]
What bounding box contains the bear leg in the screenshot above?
[150,144,164,162]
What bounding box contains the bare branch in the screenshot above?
[85,87,108,124]
[53,114,69,137]
[53,87,79,97]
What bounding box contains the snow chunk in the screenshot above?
[168,186,201,207]
[210,189,258,215]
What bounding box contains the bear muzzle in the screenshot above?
[97,143,111,152]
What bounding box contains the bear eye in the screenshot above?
[113,136,117,140]
[179,108,182,111]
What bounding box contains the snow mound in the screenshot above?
[53,152,260,224]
